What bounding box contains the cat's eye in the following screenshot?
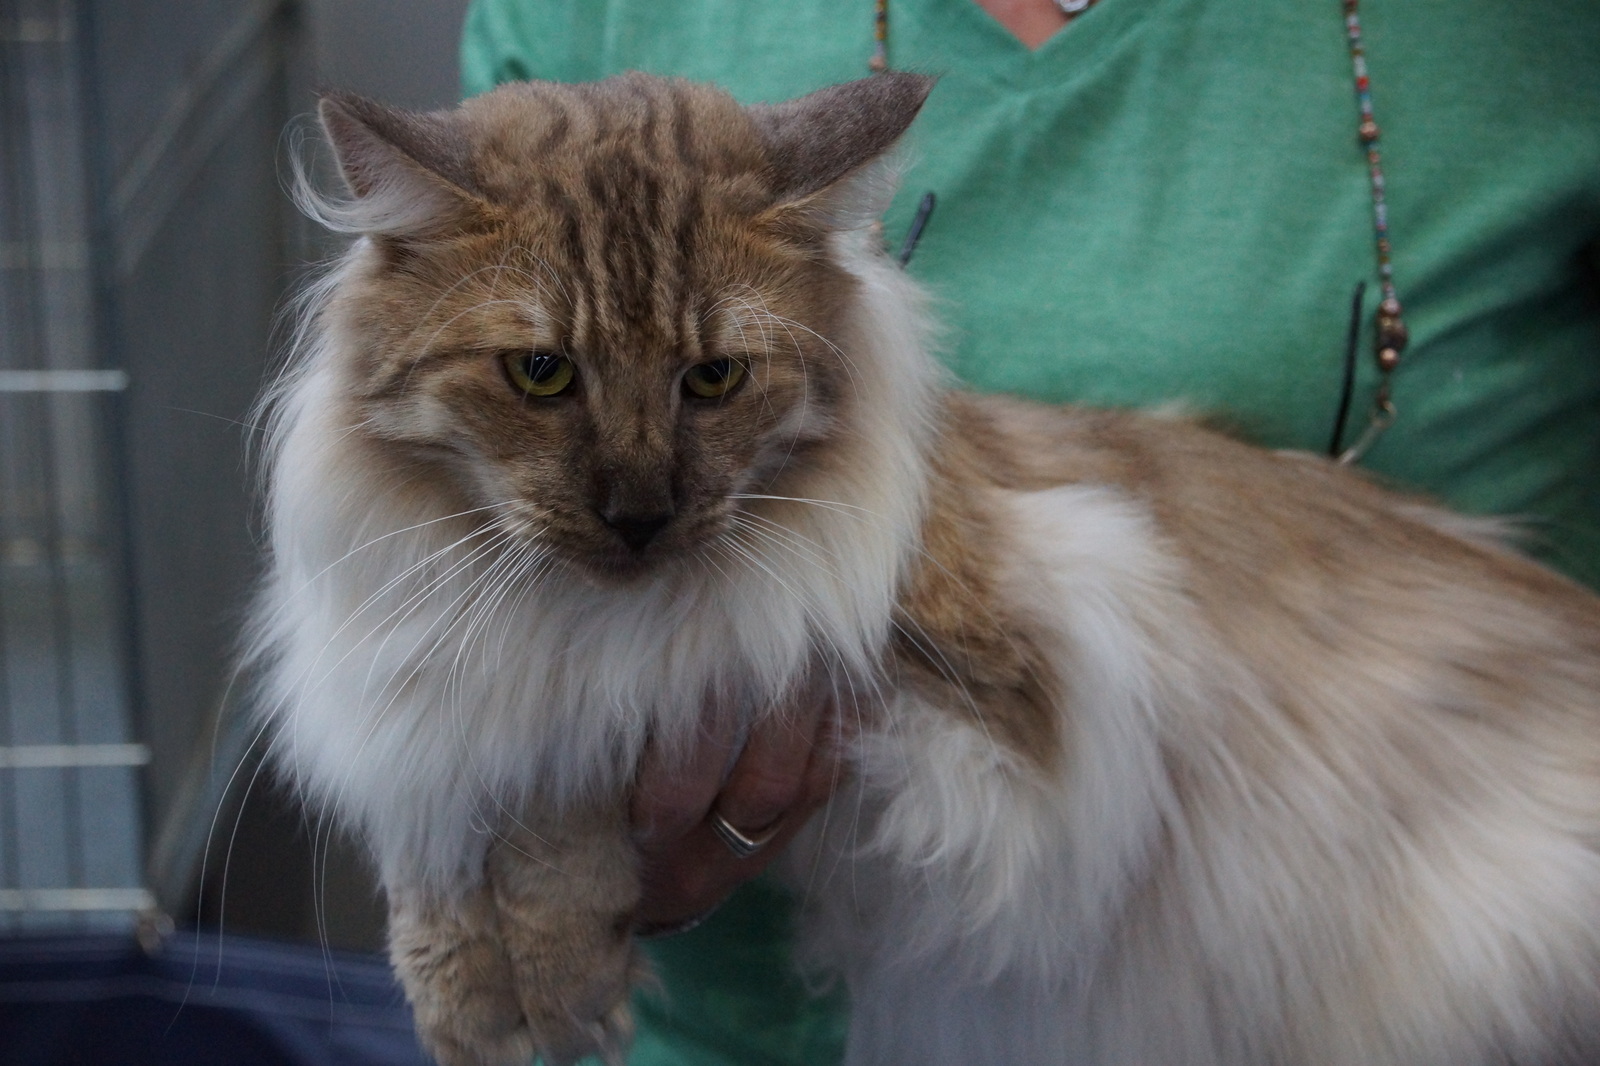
[504,350,575,397]
[682,358,746,399]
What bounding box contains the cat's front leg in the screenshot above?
[388,803,642,1066]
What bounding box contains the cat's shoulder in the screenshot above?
[942,389,1332,495]
[934,389,1600,625]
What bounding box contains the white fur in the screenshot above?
[798,485,1207,1063]
[252,230,941,893]
[794,483,1600,1065]
[257,144,1600,1065]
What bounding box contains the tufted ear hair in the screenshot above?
[748,72,935,229]
[310,91,485,237]
[749,73,935,200]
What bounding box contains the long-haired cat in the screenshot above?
[251,72,1600,1065]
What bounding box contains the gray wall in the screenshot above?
[93,0,296,858]
[310,0,467,110]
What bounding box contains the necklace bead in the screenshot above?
[1338,0,1409,464]
[867,1,1407,463]
[871,0,890,72]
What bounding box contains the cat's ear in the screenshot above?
[313,91,485,237]
[749,72,934,229]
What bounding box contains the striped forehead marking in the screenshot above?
[534,85,707,358]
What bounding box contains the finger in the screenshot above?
[630,714,740,845]
[634,820,741,929]
[635,700,844,931]
[797,702,846,812]
[634,799,821,930]
[712,695,827,835]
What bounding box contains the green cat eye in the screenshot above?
[683,358,746,399]
[504,350,574,397]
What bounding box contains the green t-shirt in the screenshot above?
[460,1,1600,1062]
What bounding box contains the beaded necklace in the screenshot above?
[871,0,889,71]
[869,0,1407,464]
[1335,0,1407,463]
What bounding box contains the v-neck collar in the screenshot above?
[898,0,1171,89]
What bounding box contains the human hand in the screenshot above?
[630,692,845,934]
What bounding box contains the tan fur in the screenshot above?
[892,395,1600,1059]
[320,76,870,587]
[893,399,1065,771]
[291,74,939,1065]
[926,389,1600,865]
[272,73,1600,1065]
[389,804,640,1066]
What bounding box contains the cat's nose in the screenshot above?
[602,508,673,551]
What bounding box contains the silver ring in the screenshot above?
[635,904,719,939]
[708,811,781,860]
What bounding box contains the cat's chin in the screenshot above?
[564,546,679,589]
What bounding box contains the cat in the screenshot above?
[250,71,1600,1066]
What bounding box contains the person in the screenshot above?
[459,1,1600,1062]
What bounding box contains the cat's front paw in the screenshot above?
[388,885,536,1066]
[390,884,639,1066]
[489,829,643,1066]
[390,883,640,1066]
[505,952,637,1066]
[388,811,643,1066]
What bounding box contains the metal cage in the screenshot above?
[0,0,147,931]
[1,0,462,948]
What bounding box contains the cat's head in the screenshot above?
[305,72,933,581]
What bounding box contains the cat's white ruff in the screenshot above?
[255,229,938,893]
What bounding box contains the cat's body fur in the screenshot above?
[254,72,1600,1065]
